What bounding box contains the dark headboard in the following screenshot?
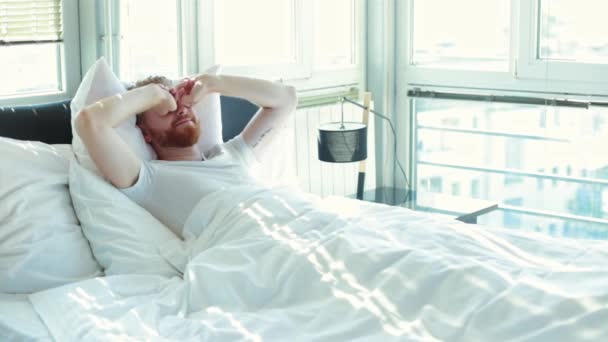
[0,96,259,144]
[0,100,72,144]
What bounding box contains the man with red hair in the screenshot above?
[75,74,297,235]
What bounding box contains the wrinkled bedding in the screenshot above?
[0,293,52,341]
[29,185,608,341]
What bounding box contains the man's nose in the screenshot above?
[175,103,187,116]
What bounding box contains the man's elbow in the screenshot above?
[75,108,99,137]
[75,109,89,135]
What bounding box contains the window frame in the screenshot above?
[105,0,361,90]
[197,0,361,90]
[396,0,608,232]
[1,0,363,103]
[0,0,81,106]
[112,0,186,82]
[310,0,360,77]
[401,0,608,97]
[289,0,363,90]
[200,0,310,80]
[516,0,608,85]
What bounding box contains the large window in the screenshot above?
[517,0,608,83]
[414,99,608,239]
[403,0,608,238]
[0,0,79,103]
[0,43,61,96]
[314,0,357,69]
[404,0,608,94]
[209,0,360,85]
[411,0,510,71]
[118,0,181,81]
[214,0,297,66]
[108,0,360,88]
[538,0,608,63]
[211,0,306,79]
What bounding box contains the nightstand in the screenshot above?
[354,187,499,224]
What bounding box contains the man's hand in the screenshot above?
[176,75,217,107]
[154,84,179,116]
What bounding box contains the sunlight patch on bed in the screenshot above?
[3,139,39,156]
[132,310,160,338]
[448,223,584,271]
[272,195,299,216]
[466,274,494,292]
[206,306,262,342]
[48,146,61,156]
[271,194,311,222]
[579,328,606,341]
[504,294,548,316]
[578,296,605,312]
[252,203,274,217]
[518,276,605,314]
[242,204,436,338]
[68,287,103,311]
[87,314,128,334]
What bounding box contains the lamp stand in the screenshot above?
[356,92,372,200]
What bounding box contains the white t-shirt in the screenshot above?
[121,135,259,236]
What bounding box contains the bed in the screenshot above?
[1,98,608,341]
[0,293,52,341]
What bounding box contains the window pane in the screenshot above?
[214,0,296,66]
[412,0,510,71]
[415,99,608,239]
[0,43,60,96]
[539,0,608,63]
[119,0,180,81]
[314,0,355,68]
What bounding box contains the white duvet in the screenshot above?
[30,185,608,341]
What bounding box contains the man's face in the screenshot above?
[138,103,201,148]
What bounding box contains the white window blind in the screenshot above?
[0,0,63,45]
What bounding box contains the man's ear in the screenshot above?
[137,123,153,143]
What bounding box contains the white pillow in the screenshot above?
[0,138,102,293]
[71,57,223,173]
[69,160,183,277]
[70,57,155,173]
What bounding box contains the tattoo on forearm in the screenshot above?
[252,128,273,148]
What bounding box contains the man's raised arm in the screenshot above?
[75,84,175,188]
[186,75,297,158]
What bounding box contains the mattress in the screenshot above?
[0,293,52,341]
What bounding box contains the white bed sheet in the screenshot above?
[29,187,608,341]
[0,293,52,342]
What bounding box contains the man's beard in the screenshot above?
[152,120,201,148]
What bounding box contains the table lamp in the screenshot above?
[318,93,372,200]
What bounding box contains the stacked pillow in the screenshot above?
[0,139,102,293]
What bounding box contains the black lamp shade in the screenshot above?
[318,122,367,163]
